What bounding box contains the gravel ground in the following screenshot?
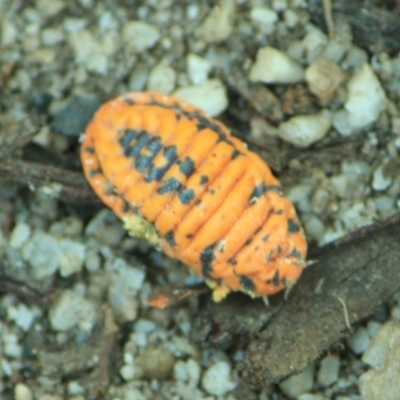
[0,0,400,399]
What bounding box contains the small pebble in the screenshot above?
[49,289,97,332]
[332,109,352,136]
[301,28,328,63]
[298,394,328,400]
[345,63,386,130]
[51,94,100,137]
[321,40,349,64]
[122,21,160,53]
[359,322,400,400]
[41,27,64,46]
[200,0,235,43]
[305,58,344,104]
[147,64,176,94]
[250,7,278,33]
[58,239,85,277]
[68,30,108,74]
[21,231,62,279]
[136,347,175,380]
[186,53,212,85]
[36,0,65,18]
[249,46,304,84]
[9,223,31,249]
[372,159,393,191]
[278,113,331,148]
[14,383,33,400]
[303,215,325,243]
[174,79,228,117]
[3,332,22,358]
[279,364,315,399]
[201,361,237,396]
[1,20,19,46]
[7,303,37,332]
[347,326,370,355]
[120,364,137,381]
[317,355,340,387]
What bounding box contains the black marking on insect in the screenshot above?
[145,145,179,183]
[240,276,256,292]
[179,188,195,205]
[200,245,215,278]
[288,219,301,234]
[179,157,195,177]
[157,177,182,195]
[89,168,102,177]
[120,129,139,151]
[165,231,176,248]
[199,175,209,185]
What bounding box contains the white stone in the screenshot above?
[347,326,370,355]
[250,7,278,25]
[317,355,340,387]
[68,29,108,74]
[63,18,87,32]
[67,381,84,395]
[174,79,228,117]
[41,27,64,46]
[279,364,315,398]
[1,20,19,46]
[174,360,189,382]
[342,46,368,70]
[14,383,33,400]
[58,239,85,277]
[372,159,393,191]
[49,290,97,332]
[147,64,176,93]
[359,322,400,400]
[22,231,62,279]
[35,0,65,18]
[134,319,156,333]
[200,0,235,43]
[120,364,136,381]
[298,394,327,400]
[305,58,344,104]
[304,215,325,243]
[4,338,22,358]
[186,53,212,85]
[9,223,31,249]
[284,9,299,28]
[106,257,144,322]
[339,202,376,232]
[84,248,101,272]
[330,174,349,198]
[311,187,330,214]
[272,0,288,11]
[85,209,125,246]
[106,257,145,291]
[333,109,352,136]
[374,195,395,212]
[345,64,386,130]
[187,358,201,385]
[301,28,328,63]
[122,21,160,53]
[7,303,37,331]
[249,47,304,84]
[202,361,237,396]
[367,321,383,338]
[320,40,349,64]
[278,113,331,148]
[250,7,278,33]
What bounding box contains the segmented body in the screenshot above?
[81,92,307,301]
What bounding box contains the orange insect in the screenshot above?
[81,92,307,302]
